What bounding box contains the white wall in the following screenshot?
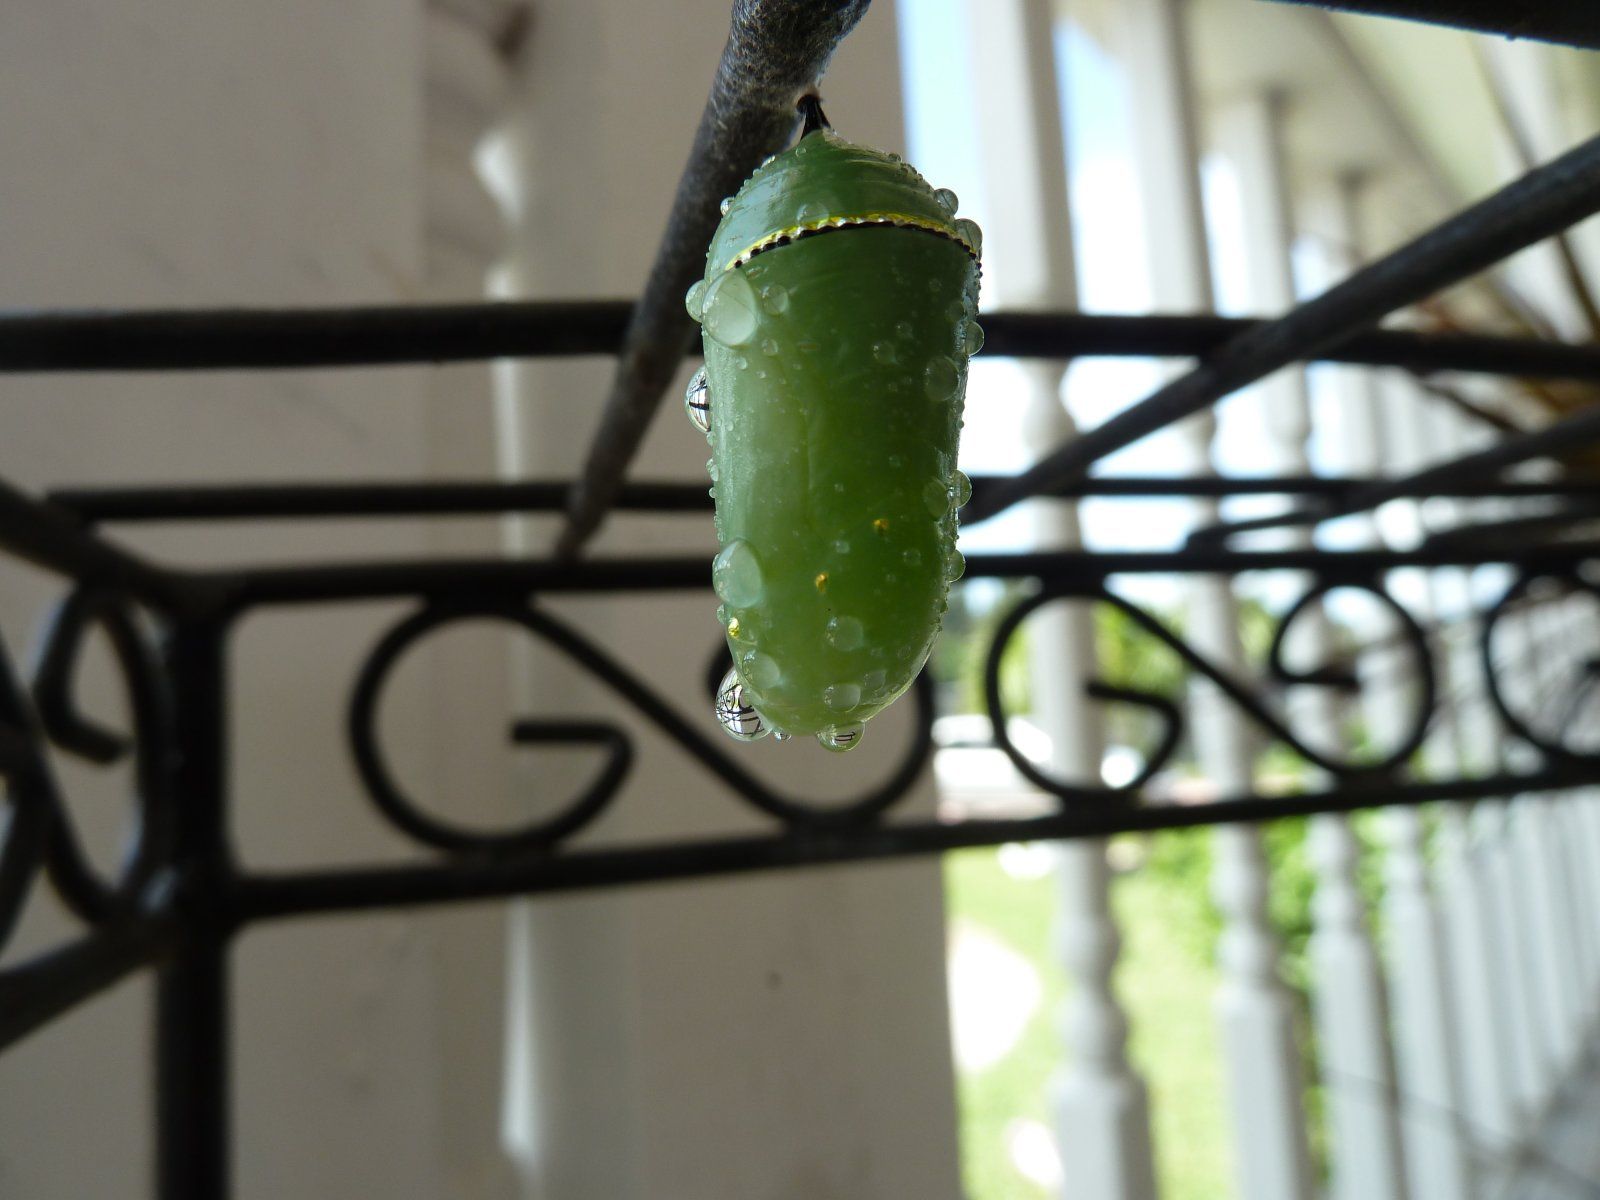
[0,3,508,1197]
[0,3,963,1198]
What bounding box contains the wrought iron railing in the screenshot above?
[4,2,1600,1197]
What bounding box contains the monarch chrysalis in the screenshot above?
[686,99,982,753]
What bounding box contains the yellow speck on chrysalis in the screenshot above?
[873,518,890,535]
[815,572,829,593]
[727,617,742,638]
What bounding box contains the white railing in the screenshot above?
[966,3,1600,1197]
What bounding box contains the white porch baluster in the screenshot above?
[1318,176,1475,1200]
[1436,413,1554,1129]
[967,3,1158,1194]
[1114,6,1314,1197]
[1522,598,1590,1067]
[1219,95,1408,1200]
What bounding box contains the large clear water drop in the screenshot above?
[703,270,759,347]
[712,539,764,607]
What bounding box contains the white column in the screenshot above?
[1401,404,1523,1158]
[1431,408,1552,1132]
[969,3,1158,1194]
[420,5,527,1196]
[1220,97,1409,1200]
[1316,175,1477,1200]
[491,8,963,1198]
[1114,6,1314,1199]
[1519,598,1589,1069]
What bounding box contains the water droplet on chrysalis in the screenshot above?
[924,478,951,517]
[760,337,779,357]
[719,196,733,216]
[712,540,764,607]
[759,284,790,315]
[746,653,781,690]
[823,682,861,711]
[825,616,864,652]
[685,280,710,323]
[703,270,759,347]
[944,548,966,581]
[818,722,864,753]
[962,319,985,357]
[950,470,973,508]
[924,356,960,404]
[954,217,982,256]
[872,341,897,365]
[715,668,768,741]
[684,367,711,433]
[934,187,959,214]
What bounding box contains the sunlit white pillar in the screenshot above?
[968,2,1159,1194]
[420,5,531,1195]
[1113,5,1314,1199]
[1314,173,1474,1200]
[1435,411,1554,1132]
[1217,93,1409,1200]
[1346,189,1524,1167]
[490,8,963,1197]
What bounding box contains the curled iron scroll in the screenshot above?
[349,602,935,853]
[1481,569,1600,763]
[1266,580,1436,775]
[981,579,1436,804]
[26,588,173,926]
[0,633,51,954]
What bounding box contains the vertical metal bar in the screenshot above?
[155,619,231,1200]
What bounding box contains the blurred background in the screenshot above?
[3,1,1600,1198]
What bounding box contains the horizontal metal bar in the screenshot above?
[1272,0,1600,51]
[965,129,1600,525]
[209,543,1600,611]
[0,301,632,372]
[232,768,1593,921]
[46,472,1600,525]
[980,313,1600,382]
[1421,500,1600,551]
[1192,401,1600,546]
[9,303,1600,381]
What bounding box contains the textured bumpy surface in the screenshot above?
[686,128,982,749]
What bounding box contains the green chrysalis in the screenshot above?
[685,104,982,753]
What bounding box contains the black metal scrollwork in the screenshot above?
[31,588,175,920]
[0,587,174,959]
[1481,569,1600,763]
[349,601,937,848]
[982,578,1437,802]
